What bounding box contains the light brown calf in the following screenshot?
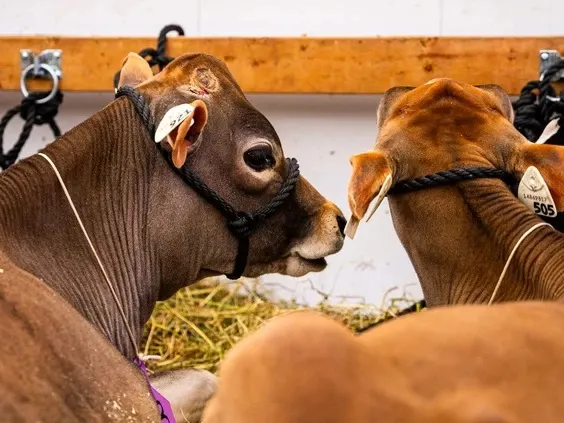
[202,304,564,423]
[202,79,564,423]
[347,79,564,306]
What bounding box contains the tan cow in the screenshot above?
[346,79,564,306]
[202,304,564,423]
[0,52,345,422]
[200,79,564,423]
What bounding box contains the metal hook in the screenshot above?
[539,50,564,82]
[19,49,63,104]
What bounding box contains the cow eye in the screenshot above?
[244,147,276,171]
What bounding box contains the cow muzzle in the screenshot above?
[285,202,346,276]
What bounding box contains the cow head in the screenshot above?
[348,79,564,225]
[346,78,564,304]
[117,53,345,297]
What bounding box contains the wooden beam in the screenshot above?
[0,36,562,95]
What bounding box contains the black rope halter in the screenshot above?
[389,166,517,195]
[115,86,300,280]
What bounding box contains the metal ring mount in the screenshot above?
[20,63,59,105]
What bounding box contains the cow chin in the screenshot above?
[245,238,343,278]
[284,254,328,277]
[243,253,329,278]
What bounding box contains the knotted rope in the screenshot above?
[0,90,63,170]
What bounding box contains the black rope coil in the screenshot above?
[113,24,185,90]
[513,59,564,142]
[539,60,564,122]
[0,91,63,170]
[513,80,543,141]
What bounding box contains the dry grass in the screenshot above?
[140,278,422,374]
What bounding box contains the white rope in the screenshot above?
[38,153,140,356]
[487,221,552,306]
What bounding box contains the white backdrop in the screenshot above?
[1,0,562,307]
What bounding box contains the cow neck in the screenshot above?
[0,99,170,359]
[389,178,564,306]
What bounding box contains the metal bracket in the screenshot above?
[19,49,63,80]
[539,50,564,82]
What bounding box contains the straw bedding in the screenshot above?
[140,278,422,374]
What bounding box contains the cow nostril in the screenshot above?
[336,214,347,237]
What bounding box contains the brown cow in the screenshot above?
[0,52,345,422]
[202,304,564,423]
[346,78,564,306]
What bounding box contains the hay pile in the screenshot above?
[140,278,421,374]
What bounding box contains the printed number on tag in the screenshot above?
[533,202,555,216]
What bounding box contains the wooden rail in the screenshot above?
[0,36,562,95]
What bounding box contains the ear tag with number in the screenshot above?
[517,166,557,217]
[154,104,195,143]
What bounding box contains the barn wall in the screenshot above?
[0,0,562,306]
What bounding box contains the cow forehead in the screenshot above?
[160,53,242,96]
[400,78,499,111]
[376,79,514,164]
[145,53,284,149]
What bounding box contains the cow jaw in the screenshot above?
[242,254,328,278]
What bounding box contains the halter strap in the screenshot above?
[389,166,516,195]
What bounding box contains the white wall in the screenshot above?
[1,0,563,307]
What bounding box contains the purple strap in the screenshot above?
[134,358,177,423]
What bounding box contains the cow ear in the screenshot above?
[345,150,394,239]
[475,84,515,123]
[117,52,153,89]
[513,142,564,211]
[162,100,208,169]
[377,86,414,129]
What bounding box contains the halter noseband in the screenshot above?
[115,86,300,280]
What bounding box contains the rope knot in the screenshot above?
[20,91,64,125]
[227,212,256,238]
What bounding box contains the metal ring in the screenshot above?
[20,63,59,105]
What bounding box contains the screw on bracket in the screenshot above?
[19,49,63,80]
